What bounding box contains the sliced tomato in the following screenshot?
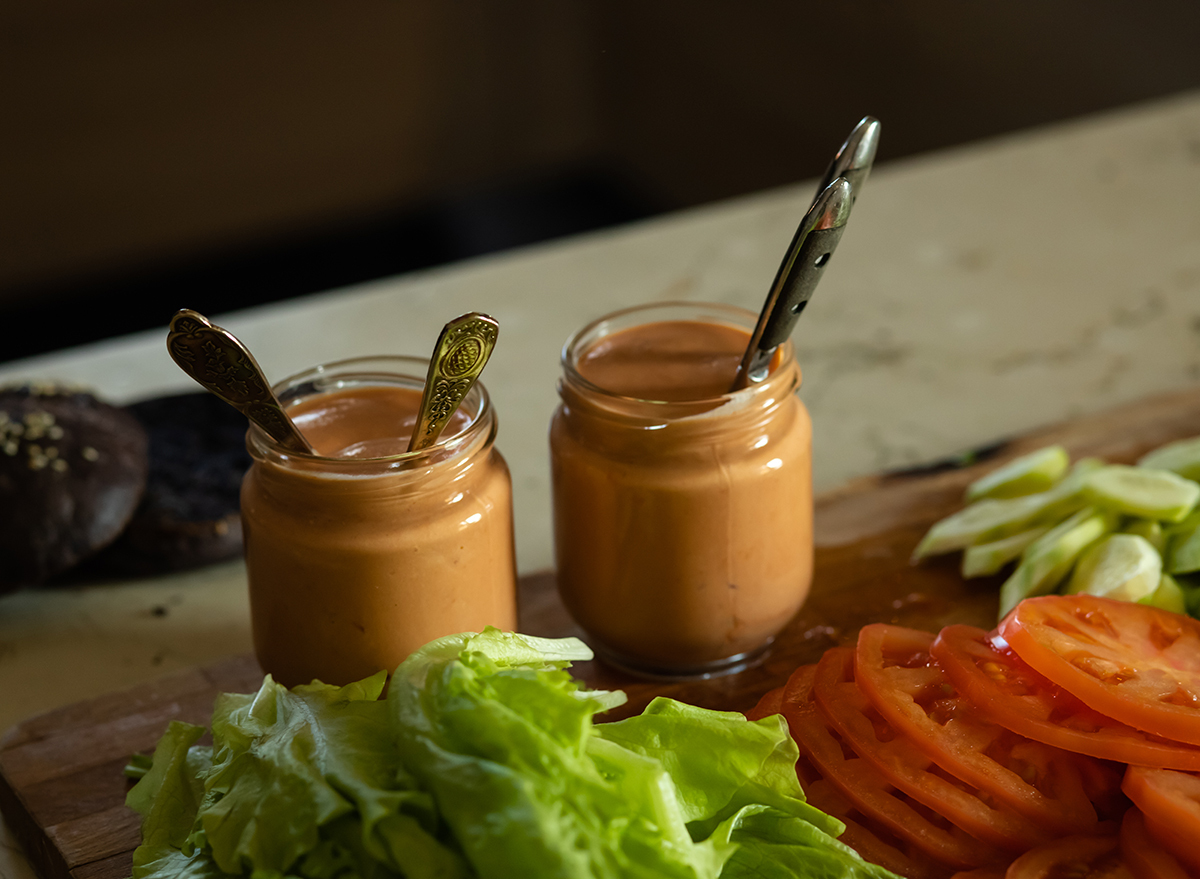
[998,595,1200,745]
[745,685,784,721]
[799,755,955,879]
[780,663,1007,870]
[948,868,1006,879]
[1002,834,1130,879]
[1122,767,1200,874]
[813,645,1074,851]
[931,624,1200,770]
[852,623,1117,832]
[1119,807,1191,879]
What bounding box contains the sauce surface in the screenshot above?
[289,385,470,458]
[575,320,751,401]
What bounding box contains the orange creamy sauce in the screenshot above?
[575,320,751,400]
[242,383,516,687]
[552,318,813,671]
[289,385,470,457]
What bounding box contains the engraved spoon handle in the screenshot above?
[166,309,316,455]
[409,313,500,453]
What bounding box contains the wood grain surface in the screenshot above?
[4,385,1200,879]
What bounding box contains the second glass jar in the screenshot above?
[549,302,813,678]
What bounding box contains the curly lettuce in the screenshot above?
[126,629,896,879]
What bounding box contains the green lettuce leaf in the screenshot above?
[125,720,220,879]
[201,669,465,878]
[714,805,900,879]
[126,628,898,879]
[595,698,843,839]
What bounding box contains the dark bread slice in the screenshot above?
[0,384,149,592]
[93,391,251,574]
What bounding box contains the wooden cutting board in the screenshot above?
[5,385,1200,879]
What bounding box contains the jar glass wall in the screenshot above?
[241,355,517,687]
[549,302,813,678]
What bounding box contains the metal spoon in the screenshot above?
[166,308,316,455]
[408,312,500,452]
[729,177,854,391]
[728,117,880,392]
[812,115,881,207]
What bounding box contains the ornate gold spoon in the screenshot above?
[409,312,500,452]
[166,309,316,455]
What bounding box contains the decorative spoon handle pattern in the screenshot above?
[409,313,500,452]
[166,309,315,455]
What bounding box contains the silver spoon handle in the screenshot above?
[814,116,881,206]
[730,177,854,390]
[166,309,316,455]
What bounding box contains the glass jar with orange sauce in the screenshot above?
[550,302,813,678]
[240,355,518,687]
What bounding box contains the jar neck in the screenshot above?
[557,300,802,435]
[247,406,497,481]
[558,358,799,438]
[246,355,498,481]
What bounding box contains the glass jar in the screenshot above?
[549,302,813,678]
[241,355,517,687]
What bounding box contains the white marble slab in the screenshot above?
[2,88,1200,879]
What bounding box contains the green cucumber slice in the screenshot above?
[1165,513,1200,575]
[965,445,1070,502]
[998,506,1116,618]
[1139,573,1188,616]
[1122,518,1165,553]
[1065,533,1162,603]
[1179,575,1200,617]
[1138,435,1200,482]
[1082,464,1200,523]
[961,527,1049,579]
[913,458,1103,561]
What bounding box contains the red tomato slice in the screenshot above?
[813,646,1073,851]
[998,595,1200,746]
[931,624,1200,770]
[1002,834,1130,879]
[745,686,784,721]
[799,755,955,879]
[780,662,1007,870]
[1119,807,1191,879]
[1122,767,1200,874]
[853,623,1116,832]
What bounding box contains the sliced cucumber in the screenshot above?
[1122,518,1165,553]
[1139,573,1188,616]
[1138,435,1200,482]
[998,506,1117,618]
[1082,464,1200,523]
[965,445,1070,502]
[913,458,1102,561]
[1178,574,1200,617]
[1066,533,1162,603]
[1165,513,1200,575]
[961,526,1049,579]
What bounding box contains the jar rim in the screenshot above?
[247,354,494,468]
[560,300,796,408]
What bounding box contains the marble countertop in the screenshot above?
[3,89,1200,879]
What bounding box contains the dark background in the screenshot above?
[3,0,1199,362]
